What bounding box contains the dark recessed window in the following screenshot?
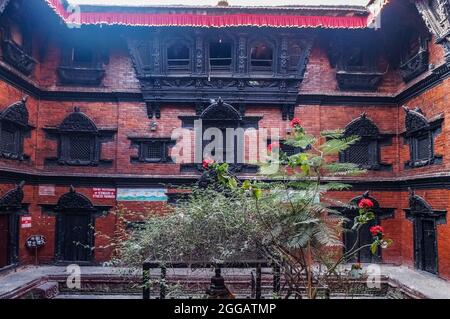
[145,141,164,162]
[68,135,94,162]
[209,41,232,71]
[339,114,381,170]
[0,98,31,161]
[0,124,17,154]
[130,138,174,164]
[167,43,190,71]
[403,106,442,168]
[56,108,100,166]
[250,42,273,71]
[72,46,94,68]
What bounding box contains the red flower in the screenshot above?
[358,198,374,209]
[370,225,384,237]
[268,142,280,153]
[202,158,215,169]
[290,118,302,128]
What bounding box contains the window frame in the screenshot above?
[249,40,275,73]
[59,133,98,166]
[166,40,192,73]
[208,38,234,73]
[0,121,21,156]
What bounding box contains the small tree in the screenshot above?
[114,118,392,299]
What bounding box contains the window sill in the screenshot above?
[57,66,105,86]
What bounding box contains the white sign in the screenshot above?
[117,188,168,202]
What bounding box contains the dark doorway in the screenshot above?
[344,213,378,263]
[0,214,10,268]
[415,218,438,274]
[60,212,93,262]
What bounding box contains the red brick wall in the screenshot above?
[1,2,450,280]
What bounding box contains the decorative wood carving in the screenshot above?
[328,31,384,91]
[55,186,95,212]
[0,181,24,209]
[0,0,11,14]
[0,96,33,161]
[402,106,443,168]
[406,188,446,221]
[415,0,450,64]
[399,36,430,82]
[57,66,105,86]
[1,39,37,76]
[340,113,391,170]
[179,98,260,174]
[43,107,116,167]
[127,30,313,119]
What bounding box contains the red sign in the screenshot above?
[21,216,32,229]
[93,188,116,199]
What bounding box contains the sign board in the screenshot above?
[39,185,55,196]
[21,216,32,229]
[93,188,116,199]
[26,235,46,249]
[117,188,168,202]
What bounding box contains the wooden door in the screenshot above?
[61,212,92,262]
[0,214,10,268]
[419,219,437,274]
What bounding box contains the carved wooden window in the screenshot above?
[209,40,232,71]
[0,5,36,76]
[0,97,32,161]
[167,42,191,72]
[58,37,106,86]
[339,113,381,170]
[58,112,98,166]
[403,106,442,168]
[130,138,174,164]
[43,107,117,167]
[0,121,19,154]
[250,41,273,72]
[288,40,303,71]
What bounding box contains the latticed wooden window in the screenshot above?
[145,142,163,162]
[132,139,173,164]
[0,127,17,154]
[343,140,378,168]
[69,136,92,161]
[347,142,370,165]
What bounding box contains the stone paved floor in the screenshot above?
[1,264,450,299]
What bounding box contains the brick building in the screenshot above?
[0,0,449,280]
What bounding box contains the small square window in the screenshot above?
[72,46,94,67]
[69,136,92,161]
[145,142,163,162]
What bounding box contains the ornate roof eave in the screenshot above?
[44,0,372,29]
